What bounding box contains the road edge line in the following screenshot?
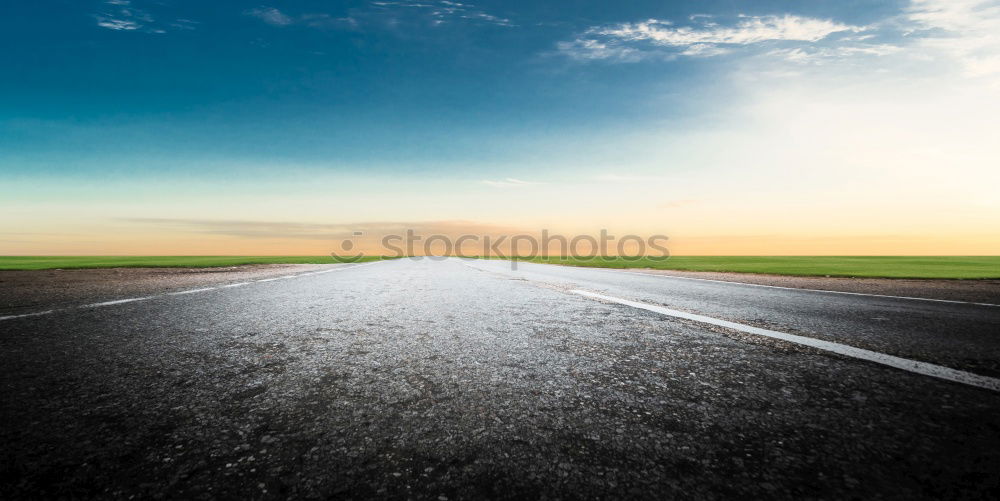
[570,289,1000,393]
[482,259,998,307]
[0,260,391,322]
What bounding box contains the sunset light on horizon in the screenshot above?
[3,0,999,255]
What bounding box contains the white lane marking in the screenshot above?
[483,260,999,308]
[328,260,387,271]
[0,310,55,321]
[1,260,391,321]
[167,287,218,295]
[84,297,154,308]
[622,271,1000,307]
[571,289,1000,393]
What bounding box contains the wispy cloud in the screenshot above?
[300,13,360,29]
[481,178,541,188]
[750,0,1000,70]
[95,0,153,32]
[556,14,865,62]
[373,0,512,27]
[169,19,199,31]
[555,1,1000,71]
[245,6,356,29]
[555,39,646,62]
[245,6,294,26]
[598,15,858,46]
[246,1,511,31]
[121,218,531,241]
[433,0,512,27]
[124,218,347,240]
[96,17,142,31]
[767,44,902,64]
[94,0,195,34]
[906,0,1000,78]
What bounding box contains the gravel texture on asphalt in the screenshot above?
[0,264,339,316]
[2,258,999,499]
[466,259,1000,378]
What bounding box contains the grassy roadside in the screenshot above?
[506,256,1000,279]
[0,256,388,271]
[2,255,997,278]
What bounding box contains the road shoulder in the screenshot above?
[0,264,342,315]
[626,268,1000,304]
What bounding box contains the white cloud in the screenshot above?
[768,44,902,64]
[756,1,1000,73]
[481,178,541,188]
[555,39,646,62]
[291,13,357,30]
[595,15,858,47]
[557,0,1000,72]
[95,1,195,33]
[245,6,356,29]
[382,0,513,27]
[96,17,141,31]
[250,1,512,30]
[557,14,864,62]
[246,6,293,26]
[906,0,1000,78]
[460,11,512,27]
[680,43,731,57]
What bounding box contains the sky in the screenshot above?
[2,0,999,255]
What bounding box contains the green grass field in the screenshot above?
[0,256,387,271]
[509,256,1000,279]
[1,255,997,278]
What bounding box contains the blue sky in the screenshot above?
[2,0,908,175]
[2,1,999,254]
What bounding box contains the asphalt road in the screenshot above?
[2,258,999,499]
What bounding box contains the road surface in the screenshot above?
[2,258,999,499]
